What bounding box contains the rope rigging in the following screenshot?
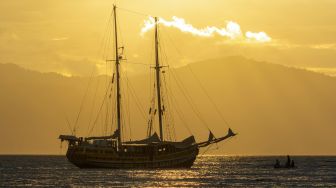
[162,72,176,141]
[153,29,198,139]
[187,65,231,128]
[147,80,157,137]
[87,81,112,136]
[169,67,211,130]
[67,5,233,148]
[118,7,150,17]
[162,26,232,130]
[86,75,102,135]
[72,69,96,135]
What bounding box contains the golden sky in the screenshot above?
[1,1,336,155]
[1,0,336,76]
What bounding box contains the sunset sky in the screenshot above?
[1,1,336,155]
[1,0,336,76]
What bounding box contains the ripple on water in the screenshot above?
[0,155,336,187]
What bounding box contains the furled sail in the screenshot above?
[197,128,236,148]
[59,135,80,142]
[208,131,215,142]
[125,132,161,144]
[85,129,120,140]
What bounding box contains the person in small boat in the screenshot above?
[274,159,280,168]
[286,155,291,167]
[291,159,295,168]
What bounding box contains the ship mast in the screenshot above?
[113,5,122,147]
[154,17,164,141]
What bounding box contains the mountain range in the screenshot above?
[1,56,335,155]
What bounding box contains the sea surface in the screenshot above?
[0,155,335,187]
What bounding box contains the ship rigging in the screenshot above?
[59,5,236,168]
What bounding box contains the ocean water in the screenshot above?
[0,155,335,187]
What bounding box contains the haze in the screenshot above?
[1,0,336,155]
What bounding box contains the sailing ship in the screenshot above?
[59,5,236,169]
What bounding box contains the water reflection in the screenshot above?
[0,155,335,187]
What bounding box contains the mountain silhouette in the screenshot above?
[1,56,335,155]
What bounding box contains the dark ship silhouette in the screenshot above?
[59,5,236,169]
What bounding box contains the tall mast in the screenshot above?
[113,5,122,147]
[154,17,164,141]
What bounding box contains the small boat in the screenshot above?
[274,157,296,169]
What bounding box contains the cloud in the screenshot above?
[245,31,271,42]
[306,67,336,77]
[141,16,271,43]
[309,43,336,50]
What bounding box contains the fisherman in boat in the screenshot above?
[285,155,296,168]
[274,159,280,168]
[274,155,296,168]
[291,159,295,168]
[286,155,291,167]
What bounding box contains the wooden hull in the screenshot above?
[66,144,199,169]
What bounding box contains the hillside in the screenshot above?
[1,57,336,155]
